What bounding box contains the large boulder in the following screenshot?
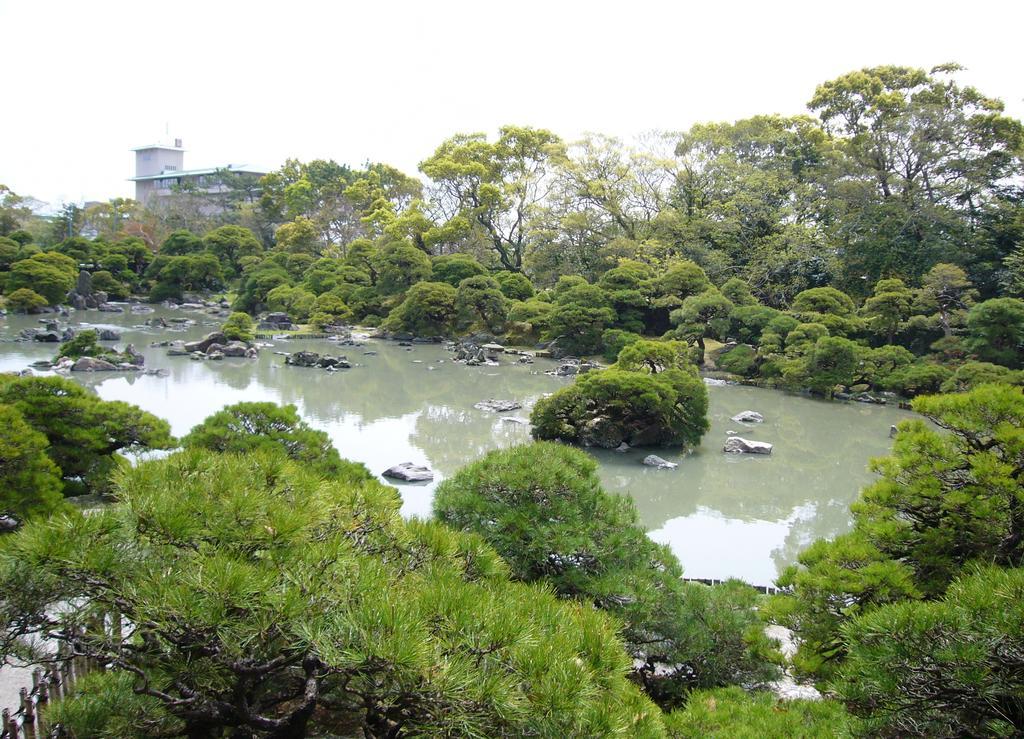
[285,351,320,367]
[258,312,293,331]
[71,356,118,372]
[32,330,61,343]
[723,437,773,455]
[642,455,678,469]
[98,328,122,341]
[382,463,434,482]
[184,331,227,353]
[124,344,145,366]
[220,342,251,357]
[730,410,764,423]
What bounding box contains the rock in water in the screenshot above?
[98,328,121,341]
[183,331,227,353]
[731,410,765,423]
[473,399,523,412]
[614,442,630,453]
[71,356,118,372]
[723,437,773,455]
[642,455,678,469]
[382,463,434,482]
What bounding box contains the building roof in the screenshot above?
[129,164,267,182]
[131,143,185,152]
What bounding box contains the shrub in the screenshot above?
[494,270,535,300]
[882,362,952,397]
[220,312,255,342]
[939,361,1024,393]
[965,297,1024,368]
[601,328,643,362]
[434,443,777,708]
[4,287,48,313]
[836,566,1024,737]
[531,365,709,449]
[0,404,66,520]
[717,345,757,377]
[664,687,858,738]
[382,281,458,336]
[1,450,665,737]
[545,283,616,355]
[182,402,359,478]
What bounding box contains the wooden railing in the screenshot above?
[0,644,93,739]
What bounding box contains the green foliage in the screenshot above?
[614,339,694,374]
[728,304,780,344]
[0,375,175,496]
[182,402,361,478]
[454,275,507,332]
[56,329,105,359]
[940,361,1024,393]
[531,364,709,449]
[4,287,47,312]
[434,443,777,708]
[766,533,920,678]
[507,298,553,334]
[855,384,1024,595]
[0,404,65,520]
[382,280,457,336]
[770,384,1024,680]
[203,224,263,275]
[0,450,663,737]
[220,312,255,342]
[965,297,1024,368]
[88,270,129,299]
[803,336,860,395]
[6,253,77,304]
[791,287,855,316]
[430,253,485,287]
[650,260,711,309]
[670,289,734,363]
[719,277,758,306]
[717,345,757,377]
[836,566,1024,737]
[375,241,432,294]
[882,362,952,397]
[159,229,205,256]
[664,687,858,738]
[546,283,617,354]
[601,328,642,362]
[310,291,353,327]
[861,278,913,344]
[265,284,315,321]
[494,270,535,300]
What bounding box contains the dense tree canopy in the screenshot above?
[0,449,664,738]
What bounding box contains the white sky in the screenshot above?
[2,0,1022,206]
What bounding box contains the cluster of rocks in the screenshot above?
[284,351,350,370]
[833,389,890,404]
[163,331,258,361]
[722,410,773,454]
[473,399,522,412]
[546,358,600,377]
[451,341,535,366]
[258,312,294,331]
[22,320,74,343]
[65,270,116,311]
[382,462,434,482]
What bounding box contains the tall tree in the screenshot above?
[420,125,565,271]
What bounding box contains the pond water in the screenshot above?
[0,307,914,585]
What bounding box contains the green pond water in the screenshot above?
[0,306,915,585]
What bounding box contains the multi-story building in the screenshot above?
[129,139,266,204]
